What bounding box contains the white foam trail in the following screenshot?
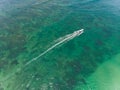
[54,32,73,43]
[25,29,84,66]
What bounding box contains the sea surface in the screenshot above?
[0,0,120,90]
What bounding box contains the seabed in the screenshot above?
[0,0,120,90]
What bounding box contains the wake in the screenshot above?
[25,29,84,66]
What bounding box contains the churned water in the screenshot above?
[0,0,120,90]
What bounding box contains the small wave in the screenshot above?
[49,0,95,7]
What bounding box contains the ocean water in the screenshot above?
[0,0,120,90]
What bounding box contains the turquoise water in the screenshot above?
[0,0,120,90]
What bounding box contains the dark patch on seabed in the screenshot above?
[0,0,120,90]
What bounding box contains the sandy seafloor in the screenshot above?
[0,0,120,90]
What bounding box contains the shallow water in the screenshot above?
[0,0,120,90]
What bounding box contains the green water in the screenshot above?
[0,0,120,90]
